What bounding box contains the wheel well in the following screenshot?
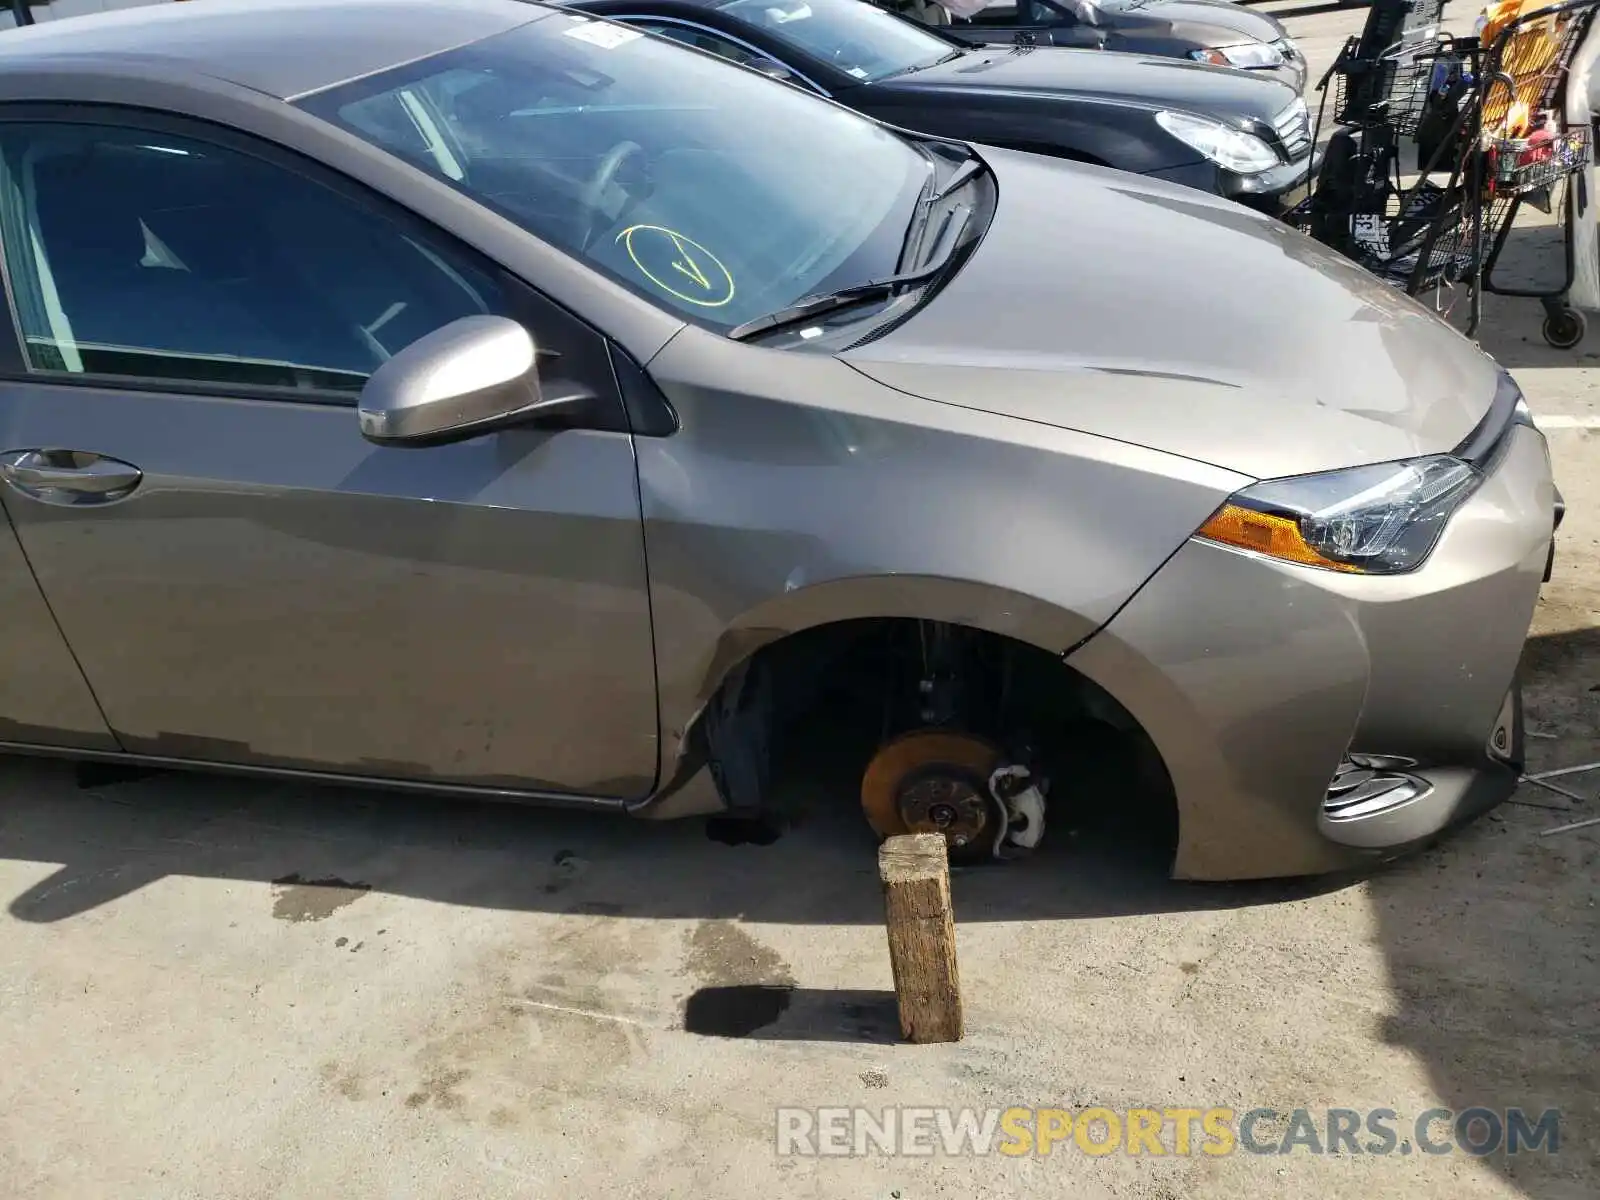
[694,618,1179,863]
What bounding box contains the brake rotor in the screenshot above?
[860,729,1002,859]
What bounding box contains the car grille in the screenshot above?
[1272,99,1313,162]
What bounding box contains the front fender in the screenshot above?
[632,330,1250,794]
[673,572,1097,736]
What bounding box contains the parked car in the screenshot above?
[0,0,1556,882]
[561,0,1314,213]
[1,0,151,29]
[876,0,1307,91]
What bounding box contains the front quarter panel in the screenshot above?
[637,328,1252,773]
[1065,426,1554,880]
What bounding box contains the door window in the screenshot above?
[634,20,774,68]
[0,122,508,395]
[954,0,1077,27]
[717,0,957,81]
[963,1,1024,27]
[630,20,816,89]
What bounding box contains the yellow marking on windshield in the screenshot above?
[670,234,712,290]
[619,224,735,308]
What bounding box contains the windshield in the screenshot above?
[718,0,958,82]
[298,12,929,332]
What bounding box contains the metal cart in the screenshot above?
[1293,0,1600,347]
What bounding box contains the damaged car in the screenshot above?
[0,0,1558,881]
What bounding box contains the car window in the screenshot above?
[299,12,928,334]
[716,0,957,81]
[1046,0,1096,22]
[629,20,819,91]
[0,122,506,394]
[633,20,769,66]
[954,0,1079,26]
[962,1,1023,27]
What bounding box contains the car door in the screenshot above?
[0,501,115,750]
[0,111,660,799]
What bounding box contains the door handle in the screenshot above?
[0,449,143,503]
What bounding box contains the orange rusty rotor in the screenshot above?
[859,729,1002,848]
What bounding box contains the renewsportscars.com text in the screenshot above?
[775,1106,1561,1158]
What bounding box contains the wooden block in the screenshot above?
[878,832,963,1044]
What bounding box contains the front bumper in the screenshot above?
[1150,150,1320,216]
[1226,148,1320,214]
[1545,481,1565,581]
[1065,425,1556,881]
[1319,680,1522,850]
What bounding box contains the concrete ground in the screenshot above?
[2,3,1599,1198]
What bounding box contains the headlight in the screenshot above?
[1190,41,1286,70]
[1196,456,1484,575]
[1154,110,1281,174]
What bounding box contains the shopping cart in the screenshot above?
[1473,0,1600,344]
[1290,0,1600,347]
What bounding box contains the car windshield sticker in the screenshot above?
[618,225,735,308]
[563,20,644,49]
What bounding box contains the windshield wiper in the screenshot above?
[875,48,965,82]
[725,289,899,342]
[899,148,984,266]
[931,155,983,202]
[728,206,973,342]
[726,264,943,341]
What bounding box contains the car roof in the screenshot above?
[0,0,554,101]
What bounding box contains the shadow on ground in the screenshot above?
[1365,623,1599,1199]
[682,985,901,1042]
[0,713,1347,926]
[0,622,1594,1193]
[1467,220,1600,369]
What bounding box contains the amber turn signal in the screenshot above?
[1195,503,1361,572]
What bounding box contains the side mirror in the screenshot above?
[357,315,586,447]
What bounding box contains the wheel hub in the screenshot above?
[896,770,992,849]
[860,729,1003,861]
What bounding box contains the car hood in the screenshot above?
[887,42,1297,122]
[1111,0,1287,44]
[842,148,1505,481]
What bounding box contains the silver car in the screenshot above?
[0,0,1557,881]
